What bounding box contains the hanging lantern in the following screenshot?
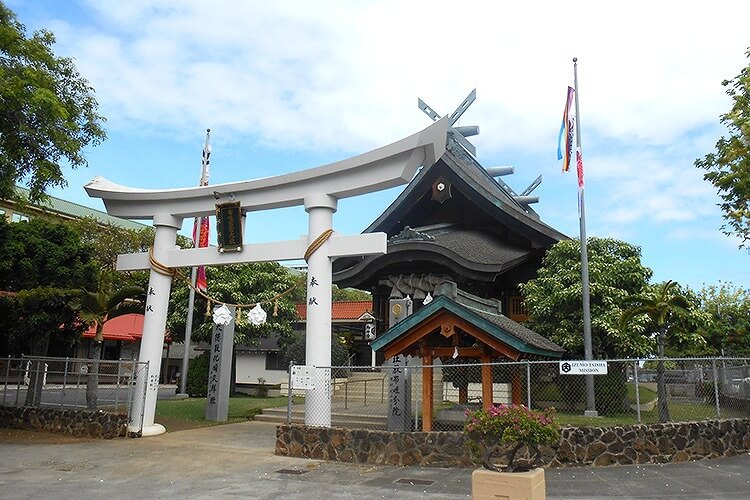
[212,304,233,325]
[247,303,267,326]
[423,292,433,305]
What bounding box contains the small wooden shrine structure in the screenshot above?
[370,282,563,431]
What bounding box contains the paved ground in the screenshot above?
[0,384,179,410]
[1,420,748,499]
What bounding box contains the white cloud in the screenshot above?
[27,0,742,155]
[13,0,750,288]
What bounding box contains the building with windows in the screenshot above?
[1,186,147,230]
[234,300,374,388]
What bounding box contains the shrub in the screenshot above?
[464,404,560,472]
[186,351,209,397]
[256,377,268,397]
[594,361,629,415]
[534,383,562,402]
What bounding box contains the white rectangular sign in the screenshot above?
[559,360,608,375]
[291,365,316,390]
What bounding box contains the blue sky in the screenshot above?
[8,0,750,290]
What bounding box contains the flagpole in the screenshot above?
[178,129,211,396]
[573,57,598,417]
[178,268,197,396]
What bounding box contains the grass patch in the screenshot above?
[555,400,744,427]
[627,383,657,404]
[155,395,295,432]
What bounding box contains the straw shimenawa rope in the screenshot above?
[303,229,333,262]
[147,229,334,318]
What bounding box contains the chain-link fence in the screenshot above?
[0,355,149,433]
[286,357,750,431]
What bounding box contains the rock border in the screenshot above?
[276,418,750,468]
[0,406,129,439]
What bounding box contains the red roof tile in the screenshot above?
[296,300,372,321]
[82,313,144,343]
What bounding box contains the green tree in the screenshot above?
[696,282,750,356]
[66,217,156,291]
[520,238,653,358]
[0,217,98,292]
[661,283,711,357]
[279,331,351,367]
[695,48,750,244]
[3,287,84,406]
[0,2,106,203]
[167,262,301,346]
[0,217,98,359]
[332,285,371,302]
[620,280,693,422]
[69,286,144,409]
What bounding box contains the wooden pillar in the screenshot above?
[422,351,434,432]
[455,338,468,404]
[511,365,523,405]
[481,353,492,410]
[458,384,468,404]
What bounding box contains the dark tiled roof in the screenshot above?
[448,286,563,354]
[391,223,530,267]
[455,297,563,354]
[363,148,566,245]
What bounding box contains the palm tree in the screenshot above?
[620,281,690,422]
[70,286,144,409]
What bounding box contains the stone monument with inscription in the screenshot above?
[387,355,413,431]
[205,305,235,421]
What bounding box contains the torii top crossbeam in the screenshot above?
[85,118,448,219]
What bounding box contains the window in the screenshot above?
[508,295,529,322]
[265,352,287,371]
[11,212,29,223]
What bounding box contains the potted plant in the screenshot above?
[464,404,560,499]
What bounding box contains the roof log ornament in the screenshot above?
[418,89,545,216]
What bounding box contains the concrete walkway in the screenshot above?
[1,420,748,499]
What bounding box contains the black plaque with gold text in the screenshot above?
[215,201,243,252]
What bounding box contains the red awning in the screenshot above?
[83,313,144,343]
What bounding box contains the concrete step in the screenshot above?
[256,406,388,430]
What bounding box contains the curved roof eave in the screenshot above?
[333,243,532,288]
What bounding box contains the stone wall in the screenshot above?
[0,406,129,438]
[276,418,750,468]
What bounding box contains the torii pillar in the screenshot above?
[85,118,448,436]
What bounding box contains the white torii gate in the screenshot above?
[85,118,448,436]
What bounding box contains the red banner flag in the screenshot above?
[193,216,209,292]
[193,130,211,293]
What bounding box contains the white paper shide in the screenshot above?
[247,303,267,326]
[212,304,233,326]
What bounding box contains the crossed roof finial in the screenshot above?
[417,89,544,213]
[418,89,479,156]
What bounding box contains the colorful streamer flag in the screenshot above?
[193,130,211,292]
[557,86,575,172]
[576,146,584,189]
